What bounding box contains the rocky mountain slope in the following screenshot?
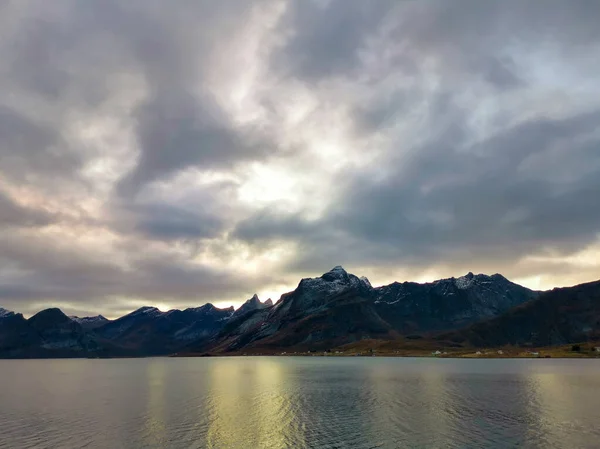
[0,303,235,358]
[436,280,600,347]
[206,268,389,353]
[198,266,538,353]
[371,272,538,333]
[70,315,110,330]
[0,308,114,358]
[94,304,234,355]
[1,266,597,358]
[230,294,272,320]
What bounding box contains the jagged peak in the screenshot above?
[264,298,273,306]
[184,303,234,314]
[30,307,68,318]
[191,303,221,313]
[0,307,15,318]
[127,306,163,318]
[199,303,216,310]
[320,265,352,282]
[360,276,372,288]
[491,273,508,281]
[327,266,348,276]
[134,306,160,313]
[70,315,108,322]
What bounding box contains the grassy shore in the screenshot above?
[175,340,600,359]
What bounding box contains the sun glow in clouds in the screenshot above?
[0,1,598,316]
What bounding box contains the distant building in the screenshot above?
[497,350,504,355]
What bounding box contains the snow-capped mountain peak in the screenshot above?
[69,315,109,330]
[455,272,476,289]
[321,266,350,282]
[70,315,108,324]
[130,306,162,317]
[0,307,15,319]
[360,276,373,288]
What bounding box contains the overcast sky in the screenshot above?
[1,0,599,318]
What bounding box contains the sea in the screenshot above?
[1,357,599,448]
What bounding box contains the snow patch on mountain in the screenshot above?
[0,307,15,319]
[281,266,373,313]
[455,272,475,289]
[70,315,108,325]
[130,306,163,317]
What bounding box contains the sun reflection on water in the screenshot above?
[205,358,289,449]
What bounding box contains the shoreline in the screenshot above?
[174,349,600,360]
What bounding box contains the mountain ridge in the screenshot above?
[1,267,598,358]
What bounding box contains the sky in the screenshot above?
[1,0,599,319]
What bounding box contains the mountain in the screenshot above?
[95,304,234,355]
[0,303,235,358]
[371,272,538,333]
[70,315,110,330]
[230,294,273,320]
[0,310,40,357]
[203,266,386,353]
[0,308,113,358]
[198,266,537,353]
[26,308,102,354]
[2,267,597,358]
[0,307,15,319]
[436,280,600,347]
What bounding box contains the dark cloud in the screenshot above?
[234,108,600,272]
[118,91,268,196]
[272,0,396,80]
[1,0,599,316]
[0,191,55,228]
[129,201,226,241]
[0,106,79,183]
[0,231,277,317]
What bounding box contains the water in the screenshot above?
[1,357,599,449]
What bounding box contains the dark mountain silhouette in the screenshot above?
[70,315,110,330]
[436,280,600,347]
[1,267,598,358]
[94,304,234,356]
[197,267,537,353]
[230,294,272,320]
[371,272,538,333]
[0,311,40,357]
[0,308,111,358]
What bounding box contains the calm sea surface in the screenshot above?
[1,357,599,449]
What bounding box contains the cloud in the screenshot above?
[0,190,56,228]
[0,0,599,317]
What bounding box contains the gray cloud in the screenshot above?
[272,0,396,80]
[1,0,599,316]
[119,91,267,197]
[0,191,55,228]
[0,106,79,183]
[123,201,226,241]
[235,108,600,270]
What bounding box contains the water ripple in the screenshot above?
[1,358,600,448]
